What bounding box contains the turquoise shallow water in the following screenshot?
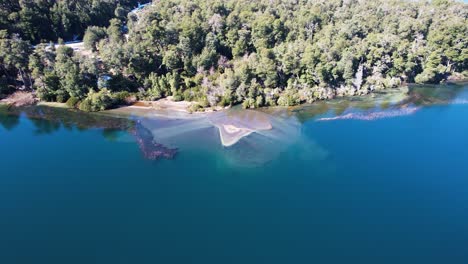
[1,84,468,263]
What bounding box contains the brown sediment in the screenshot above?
[132,101,152,107]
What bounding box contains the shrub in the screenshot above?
[188,103,203,113]
[277,90,301,106]
[112,91,135,105]
[219,96,231,107]
[242,98,256,109]
[172,93,183,102]
[147,88,163,100]
[83,26,107,51]
[78,98,93,112]
[35,86,56,102]
[78,89,114,112]
[55,90,69,103]
[183,89,197,101]
[415,70,437,84]
[107,74,138,92]
[66,97,80,108]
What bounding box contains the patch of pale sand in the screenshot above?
[105,97,228,119]
[149,97,193,112]
[210,109,273,147]
[223,124,242,133]
[130,98,210,113]
[104,102,206,120]
[216,124,254,147]
[37,102,67,108]
[148,97,225,112]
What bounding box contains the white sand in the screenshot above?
[209,109,273,147]
[216,124,254,147]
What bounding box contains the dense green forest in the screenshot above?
[1,0,467,111]
[0,0,139,43]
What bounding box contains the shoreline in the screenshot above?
[130,97,228,114]
[3,81,467,148]
[3,79,468,115]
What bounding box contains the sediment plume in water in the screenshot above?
[131,108,308,166]
[218,110,310,166]
[131,108,275,148]
[130,121,177,160]
[317,106,420,121]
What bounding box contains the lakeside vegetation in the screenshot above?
[1,0,467,111]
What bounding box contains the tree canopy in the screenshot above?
[0,0,139,43]
[1,0,467,110]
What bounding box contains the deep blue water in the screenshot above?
[1,84,468,263]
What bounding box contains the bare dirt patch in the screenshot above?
[1,91,37,107]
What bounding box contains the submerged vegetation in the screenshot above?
[1,0,467,111]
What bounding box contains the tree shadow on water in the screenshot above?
[29,117,61,135]
[0,112,20,131]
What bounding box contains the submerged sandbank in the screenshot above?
[108,103,276,147]
[209,109,273,147]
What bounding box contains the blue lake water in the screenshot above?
[1,84,468,263]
